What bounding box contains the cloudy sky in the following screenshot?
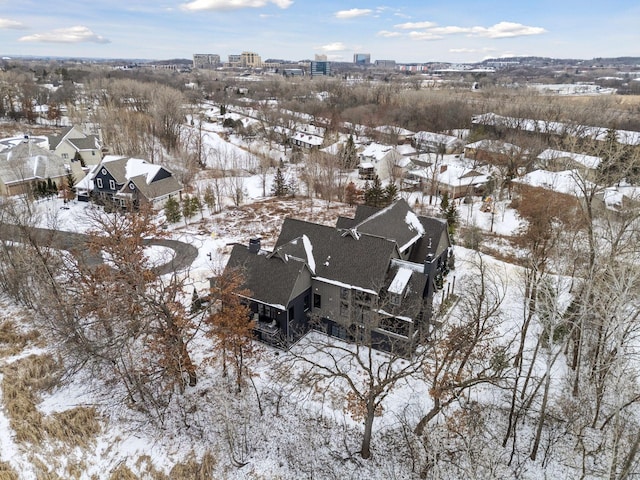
[0,0,638,63]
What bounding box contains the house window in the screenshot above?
[340,301,349,317]
[304,294,310,311]
[61,153,69,159]
[313,293,321,309]
[389,293,401,306]
[109,180,116,190]
[340,287,349,300]
[96,178,103,188]
[92,151,96,156]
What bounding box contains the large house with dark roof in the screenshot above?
[223,199,453,355]
[76,155,183,209]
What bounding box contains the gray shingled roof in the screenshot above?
[68,136,98,151]
[354,199,424,253]
[47,126,74,150]
[408,216,450,263]
[128,174,182,201]
[0,142,68,185]
[275,218,397,291]
[226,243,309,308]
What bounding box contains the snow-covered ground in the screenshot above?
[0,112,607,479]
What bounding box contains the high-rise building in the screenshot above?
[193,54,220,69]
[241,52,262,68]
[353,53,371,65]
[228,54,242,66]
[311,61,331,77]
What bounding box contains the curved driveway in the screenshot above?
[0,223,198,275]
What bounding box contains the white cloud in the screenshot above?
[408,31,443,41]
[470,22,546,38]
[334,8,372,19]
[181,0,292,12]
[0,18,26,29]
[450,47,496,54]
[394,21,436,30]
[316,42,347,52]
[19,26,110,44]
[377,30,401,38]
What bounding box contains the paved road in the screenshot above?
[0,223,198,275]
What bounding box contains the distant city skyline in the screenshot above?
[0,1,638,63]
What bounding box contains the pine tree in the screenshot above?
[440,192,458,236]
[364,175,384,207]
[164,196,182,223]
[271,167,289,197]
[203,184,216,213]
[383,183,398,206]
[341,134,358,169]
[182,196,198,224]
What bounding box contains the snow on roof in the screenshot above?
[603,185,640,209]
[398,211,425,252]
[513,169,593,197]
[359,162,374,169]
[292,131,324,146]
[388,267,413,295]
[301,234,315,274]
[537,149,601,170]
[360,143,395,160]
[436,164,489,187]
[464,139,524,153]
[396,144,417,156]
[374,125,415,136]
[473,112,640,146]
[125,158,162,185]
[414,131,461,147]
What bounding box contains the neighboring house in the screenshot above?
[464,139,527,167]
[512,169,593,206]
[536,149,601,181]
[48,125,103,182]
[290,124,325,150]
[405,163,489,199]
[358,143,403,180]
[78,155,182,209]
[472,112,640,148]
[600,185,640,212]
[223,199,453,356]
[0,141,70,196]
[413,131,464,154]
[373,125,415,145]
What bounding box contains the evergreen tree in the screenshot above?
[271,167,289,197]
[383,183,398,206]
[182,195,198,223]
[363,175,385,207]
[440,192,458,236]
[164,196,182,223]
[203,184,216,212]
[340,134,358,169]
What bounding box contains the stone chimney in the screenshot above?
[424,253,434,275]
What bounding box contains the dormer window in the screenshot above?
[101,168,107,175]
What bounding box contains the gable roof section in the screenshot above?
[127,174,183,201]
[275,218,397,291]
[354,199,425,253]
[226,243,308,309]
[408,216,450,263]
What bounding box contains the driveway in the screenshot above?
[0,223,198,275]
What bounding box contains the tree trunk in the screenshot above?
[360,398,376,459]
